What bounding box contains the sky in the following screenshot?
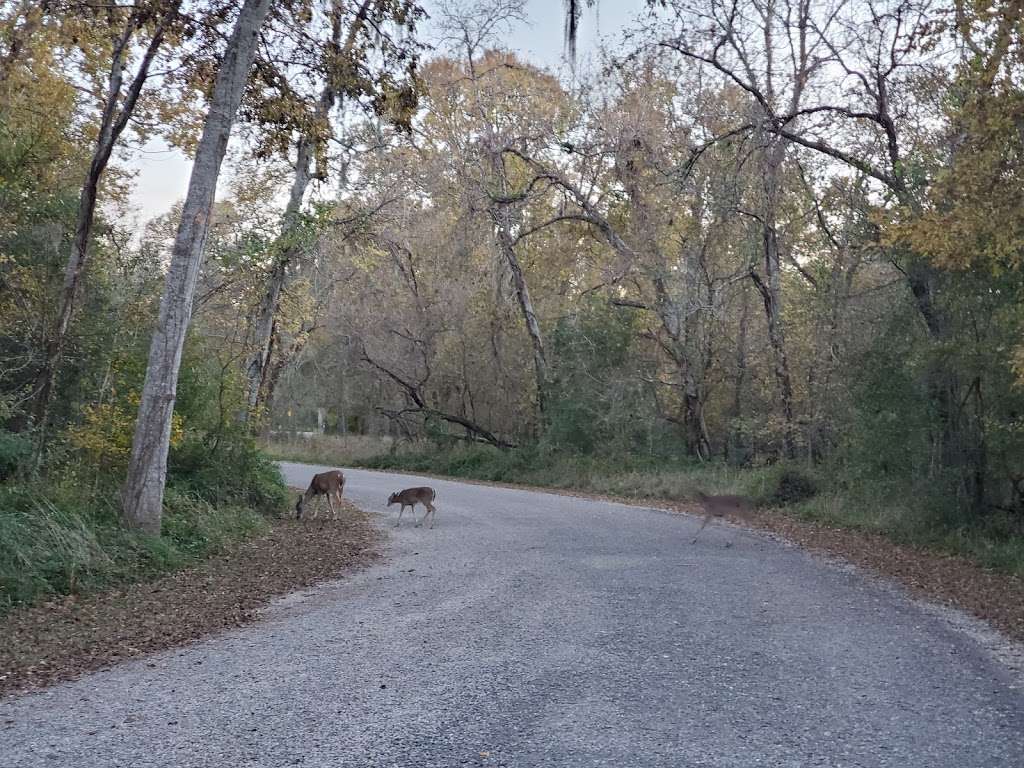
[124,0,651,224]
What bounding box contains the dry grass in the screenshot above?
[262,434,406,466]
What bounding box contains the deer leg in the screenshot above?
[394,504,404,528]
[426,501,437,529]
[417,501,434,528]
[691,512,713,544]
[327,493,337,522]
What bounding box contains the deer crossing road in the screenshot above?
[2,462,1022,766]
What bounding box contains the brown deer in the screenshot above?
[295,470,345,521]
[691,491,758,546]
[387,487,437,528]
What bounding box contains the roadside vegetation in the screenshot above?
[1,418,288,614]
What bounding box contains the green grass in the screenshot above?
[269,436,1024,577]
[785,486,1024,575]
[352,442,796,503]
[0,482,271,613]
[0,435,288,614]
[267,437,785,500]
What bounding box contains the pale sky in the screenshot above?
[124,0,651,225]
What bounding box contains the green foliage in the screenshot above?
[358,440,744,498]
[0,429,32,481]
[170,434,288,516]
[0,474,273,613]
[158,489,269,563]
[838,313,937,487]
[761,466,819,507]
[1,333,286,612]
[544,300,658,455]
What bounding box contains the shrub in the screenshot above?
[0,477,271,613]
[0,429,32,482]
[169,432,288,516]
[0,486,107,606]
[764,467,819,506]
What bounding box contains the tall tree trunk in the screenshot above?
[121,0,273,534]
[493,217,547,415]
[245,138,311,421]
[650,276,709,459]
[728,283,751,464]
[31,10,170,435]
[489,156,547,417]
[754,142,798,459]
[244,0,375,425]
[259,320,317,435]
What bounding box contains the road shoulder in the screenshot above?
[0,500,381,698]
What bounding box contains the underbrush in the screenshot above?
[0,434,286,613]
[262,434,397,467]
[356,441,792,501]
[784,484,1024,576]
[280,436,1024,577]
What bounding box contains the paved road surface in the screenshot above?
[2,462,1023,767]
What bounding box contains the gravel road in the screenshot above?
[2,462,1023,767]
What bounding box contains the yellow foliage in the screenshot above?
[68,397,183,471]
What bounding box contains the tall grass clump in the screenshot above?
[1,423,285,613]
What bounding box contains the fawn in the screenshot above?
[691,490,758,545]
[387,487,437,529]
[295,470,345,521]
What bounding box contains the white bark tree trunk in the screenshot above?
[121,0,274,534]
[492,205,547,416]
[244,140,311,419]
[244,0,374,425]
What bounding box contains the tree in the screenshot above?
[31,1,187,437]
[244,0,424,427]
[425,2,572,422]
[121,0,275,533]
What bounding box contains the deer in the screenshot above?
[295,470,345,522]
[387,487,437,529]
[690,490,758,546]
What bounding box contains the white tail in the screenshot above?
[691,491,757,545]
[296,470,345,521]
[387,486,437,529]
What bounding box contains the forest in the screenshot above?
[2,0,1024,609]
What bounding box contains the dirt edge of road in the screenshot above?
[0,500,381,699]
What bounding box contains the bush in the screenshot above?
[0,486,108,605]
[169,432,289,516]
[766,467,820,506]
[0,429,32,482]
[0,416,287,612]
